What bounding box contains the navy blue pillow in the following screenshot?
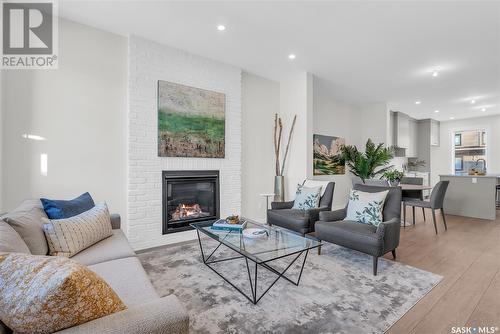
[41,192,95,219]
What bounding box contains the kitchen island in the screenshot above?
[440,174,499,220]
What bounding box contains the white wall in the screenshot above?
[312,77,362,208]
[1,19,127,217]
[241,72,279,222]
[357,102,390,146]
[127,36,242,250]
[431,115,500,185]
[279,72,313,200]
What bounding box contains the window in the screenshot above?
[453,129,486,174]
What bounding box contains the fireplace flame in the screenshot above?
[171,203,207,220]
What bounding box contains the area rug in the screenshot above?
[138,239,441,334]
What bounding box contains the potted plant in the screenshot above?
[340,139,394,183]
[382,170,405,187]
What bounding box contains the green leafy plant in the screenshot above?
[382,170,405,183]
[340,139,394,183]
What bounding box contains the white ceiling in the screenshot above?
[59,1,500,121]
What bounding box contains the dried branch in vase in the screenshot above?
[273,113,297,176]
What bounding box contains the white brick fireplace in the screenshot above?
[127,36,242,250]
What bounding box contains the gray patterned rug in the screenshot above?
[138,238,441,334]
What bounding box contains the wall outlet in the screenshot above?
[472,178,477,184]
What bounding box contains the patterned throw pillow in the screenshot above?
[345,189,389,226]
[292,184,322,210]
[0,253,126,334]
[43,203,112,257]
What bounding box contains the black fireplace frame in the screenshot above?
[162,170,220,234]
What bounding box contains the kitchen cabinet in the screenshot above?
[391,111,418,157]
[408,118,418,157]
[393,112,410,149]
[430,120,440,146]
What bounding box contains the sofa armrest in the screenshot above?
[305,206,329,228]
[55,295,189,334]
[270,201,294,210]
[319,208,347,222]
[110,214,121,230]
[376,217,401,253]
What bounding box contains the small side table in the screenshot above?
[260,193,275,224]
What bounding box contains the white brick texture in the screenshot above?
[128,36,242,250]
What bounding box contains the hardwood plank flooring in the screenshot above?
[386,208,500,334]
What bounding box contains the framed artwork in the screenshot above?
[157,80,226,158]
[313,134,346,175]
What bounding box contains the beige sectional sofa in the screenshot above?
[0,201,189,334]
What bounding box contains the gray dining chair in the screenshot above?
[401,177,425,220]
[403,181,449,234]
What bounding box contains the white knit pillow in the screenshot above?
[42,203,112,257]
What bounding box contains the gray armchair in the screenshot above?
[267,182,335,235]
[315,184,402,275]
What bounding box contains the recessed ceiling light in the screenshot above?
[415,101,421,105]
[434,110,440,113]
[432,71,438,77]
[217,25,226,31]
[450,116,455,120]
[481,107,486,111]
[470,99,476,104]
[22,134,46,141]
[288,54,296,60]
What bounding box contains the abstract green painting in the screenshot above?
[158,80,225,158]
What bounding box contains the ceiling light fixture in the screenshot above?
[217,25,226,31]
[481,107,486,112]
[22,134,46,141]
[470,99,476,104]
[432,69,440,77]
[288,54,296,60]
[434,110,440,113]
[450,116,455,120]
[415,101,421,105]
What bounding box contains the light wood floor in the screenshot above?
[386,208,500,334]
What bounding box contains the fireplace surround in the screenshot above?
[162,170,220,234]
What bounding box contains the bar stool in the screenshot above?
[496,185,500,209]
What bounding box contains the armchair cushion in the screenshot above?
[315,220,383,255]
[319,208,347,222]
[267,209,310,234]
[270,201,294,210]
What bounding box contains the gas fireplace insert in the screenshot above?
[162,170,220,234]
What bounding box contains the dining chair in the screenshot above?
[403,181,450,234]
[401,177,425,221]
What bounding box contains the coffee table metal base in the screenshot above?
[195,230,310,304]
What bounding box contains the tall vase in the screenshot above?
[274,175,285,202]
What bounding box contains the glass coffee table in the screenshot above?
[190,219,321,304]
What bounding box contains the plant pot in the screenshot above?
[389,180,400,187]
[274,176,285,202]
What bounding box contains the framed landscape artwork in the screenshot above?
[157,80,226,158]
[313,134,346,175]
